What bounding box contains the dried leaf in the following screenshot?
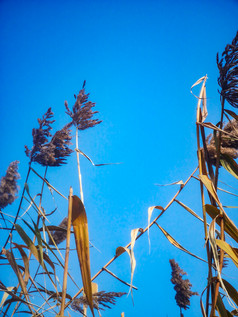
[71,195,94,317]
[147,206,163,251]
[216,240,238,268]
[220,154,238,179]
[205,204,238,243]
[155,224,206,263]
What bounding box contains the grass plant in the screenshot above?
[0,32,237,317]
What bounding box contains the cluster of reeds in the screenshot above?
[0,32,238,317]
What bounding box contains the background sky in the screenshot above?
[0,0,238,316]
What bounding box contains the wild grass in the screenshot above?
[0,32,237,317]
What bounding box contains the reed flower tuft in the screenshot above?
[71,291,126,313]
[206,119,238,165]
[25,108,73,166]
[169,259,198,313]
[0,161,20,210]
[65,88,102,130]
[217,31,238,108]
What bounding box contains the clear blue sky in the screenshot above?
[0,0,238,316]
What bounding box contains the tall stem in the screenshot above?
[59,187,73,316]
[76,127,84,203]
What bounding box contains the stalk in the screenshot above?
[76,127,84,203]
[59,187,73,316]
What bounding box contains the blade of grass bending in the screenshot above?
[216,240,238,268]
[12,243,30,284]
[116,228,143,302]
[71,195,94,316]
[155,223,207,263]
[209,218,237,313]
[220,154,238,180]
[1,248,30,310]
[14,224,57,290]
[205,204,238,243]
[102,268,138,290]
[147,206,163,251]
[30,167,68,200]
[76,148,121,166]
[199,122,238,140]
[199,175,223,210]
[24,184,49,222]
[224,109,238,121]
[59,187,73,317]
[222,279,238,307]
[216,292,229,317]
[174,200,204,222]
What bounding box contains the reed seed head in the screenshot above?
[65,88,102,130]
[71,291,126,313]
[169,259,198,311]
[25,108,73,166]
[217,31,238,108]
[0,161,20,210]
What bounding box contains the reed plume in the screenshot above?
[25,108,73,166]
[0,161,20,210]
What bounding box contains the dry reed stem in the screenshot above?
[76,127,84,203]
[59,187,73,316]
[64,167,198,309]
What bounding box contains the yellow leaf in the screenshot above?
[71,195,94,317]
[216,240,238,268]
[205,204,238,243]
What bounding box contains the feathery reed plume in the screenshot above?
[217,31,238,108]
[25,108,73,166]
[65,89,102,130]
[71,291,126,313]
[48,217,68,245]
[0,161,20,210]
[169,259,198,314]
[206,119,238,165]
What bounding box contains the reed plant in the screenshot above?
[0,32,237,317]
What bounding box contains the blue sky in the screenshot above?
[0,0,238,316]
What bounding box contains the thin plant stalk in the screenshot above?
[76,127,84,203]
[59,187,73,316]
